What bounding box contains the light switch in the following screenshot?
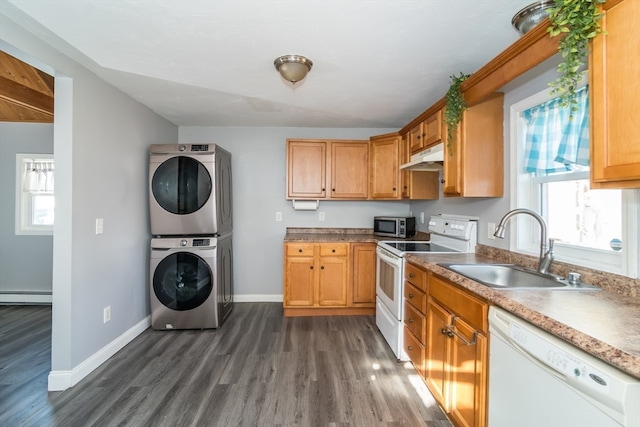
[95,218,104,234]
[276,211,282,222]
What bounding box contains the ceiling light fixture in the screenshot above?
[512,0,554,35]
[274,55,313,84]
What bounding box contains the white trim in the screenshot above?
[233,294,283,303]
[47,316,151,391]
[0,292,52,304]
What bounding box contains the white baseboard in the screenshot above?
[233,294,283,302]
[0,292,52,304]
[48,315,151,391]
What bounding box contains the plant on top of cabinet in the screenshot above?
[444,72,470,150]
[547,0,606,111]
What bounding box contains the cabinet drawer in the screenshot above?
[404,326,425,377]
[286,243,315,257]
[404,282,427,313]
[319,243,349,256]
[404,262,427,291]
[404,300,425,343]
[430,275,488,333]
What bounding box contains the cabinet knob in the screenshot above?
[332,249,336,253]
[298,249,303,253]
[408,318,414,323]
[322,188,326,191]
[409,273,414,278]
[392,187,396,191]
[416,135,421,140]
[310,266,314,270]
[332,188,335,191]
[441,328,447,335]
[407,345,413,351]
[408,293,414,299]
[440,179,445,184]
[321,266,325,270]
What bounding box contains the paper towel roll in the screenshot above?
[292,200,319,211]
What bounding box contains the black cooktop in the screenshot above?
[384,241,457,253]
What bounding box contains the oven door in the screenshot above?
[375,246,403,320]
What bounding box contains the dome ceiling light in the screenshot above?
[274,55,313,84]
[512,0,554,35]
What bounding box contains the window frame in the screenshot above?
[509,87,639,278]
[15,153,54,236]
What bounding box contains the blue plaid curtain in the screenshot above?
[522,86,590,174]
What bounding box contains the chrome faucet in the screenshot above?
[494,208,555,274]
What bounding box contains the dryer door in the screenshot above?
[151,156,212,215]
[153,252,213,310]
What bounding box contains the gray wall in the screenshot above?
[0,123,54,298]
[179,127,407,299]
[1,6,178,376]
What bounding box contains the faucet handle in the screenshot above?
[548,238,555,253]
[567,272,581,285]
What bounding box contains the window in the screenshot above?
[511,84,639,278]
[15,153,54,235]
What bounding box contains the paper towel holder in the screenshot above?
[292,200,320,211]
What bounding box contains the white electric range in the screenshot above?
[375,214,478,361]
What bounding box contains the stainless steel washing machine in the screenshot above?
[149,143,232,236]
[150,234,233,330]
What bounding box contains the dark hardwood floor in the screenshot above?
[0,303,451,426]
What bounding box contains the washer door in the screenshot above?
[153,252,213,311]
[151,156,212,215]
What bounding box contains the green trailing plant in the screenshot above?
[444,72,470,153]
[547,0,606,110]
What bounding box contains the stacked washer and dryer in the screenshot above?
[148,144,233,330]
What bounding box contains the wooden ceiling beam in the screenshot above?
[0,74,54,115]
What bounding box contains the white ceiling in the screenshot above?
[5,0,536,128]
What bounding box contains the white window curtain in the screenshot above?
[522,85,590,174]
[22,159,54,193]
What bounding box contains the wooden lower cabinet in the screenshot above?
[284,242,375,316]
[405,262,489,427]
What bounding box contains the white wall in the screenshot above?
[1,4,178,387]
[179,127,407,299]
[0,123,53,300]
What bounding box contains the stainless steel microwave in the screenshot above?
[373,216,416,238]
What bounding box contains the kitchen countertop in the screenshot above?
[405,252,640,380]
[283,228,640,380]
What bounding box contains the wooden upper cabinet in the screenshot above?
[443,92,504,197]
[287,140,327,199]
[408,109,444,155]
[423,109,443,148]
[590,0,640,189]
[370,133,400,199]
[330,141,369,199]
[286,139,368,200]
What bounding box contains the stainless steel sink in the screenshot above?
[438,263,600,290]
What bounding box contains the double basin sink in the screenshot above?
[438,263,600,291]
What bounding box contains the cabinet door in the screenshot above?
[330,141,369,198]
[351,243,376,306]
[423,109,443,147]
[285,256,315,306]
[408,122,425,154]
[370,135,400,199]
[318,256,348,306]
[425,299,452,408]
[449,317,487,427]
[287,140,327,199]
[443,93,504,197]
[590,0,640,188]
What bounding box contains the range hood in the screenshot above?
[399,142,444,171]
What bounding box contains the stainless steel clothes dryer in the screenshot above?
[150,235,233,330]
[149,144,232,236]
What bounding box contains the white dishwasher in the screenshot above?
[488,307,640,427]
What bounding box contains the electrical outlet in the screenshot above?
[103,306,111,323]
[420,212,425,224]
[488,222,496,240]
[275,211,282,222]
[95,218,104,235]
[319,211,325,221]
